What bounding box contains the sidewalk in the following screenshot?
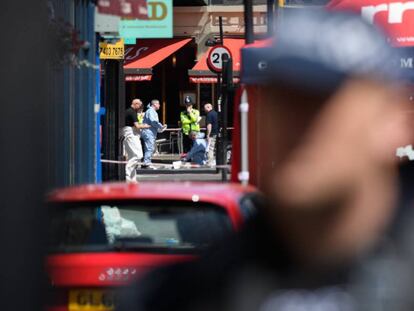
[136,166,218,175]
[137,153,230,181]
[152,153,181,163]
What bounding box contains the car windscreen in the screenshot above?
[49,201,232,254]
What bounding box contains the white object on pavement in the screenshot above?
[172,161,182,169]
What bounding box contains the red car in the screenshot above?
[46,182,258,311]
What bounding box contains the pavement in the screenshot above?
[136,153,230,182]
[136,167,218,174]
[136,172,228,182]
[152,154,181,162]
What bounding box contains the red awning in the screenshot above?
[124,38,192,81]
[188,38,244,84]
[189,76,241,83]
[125,75,153,82]
[327,0,414,47]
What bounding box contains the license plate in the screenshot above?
[68,290,115,311]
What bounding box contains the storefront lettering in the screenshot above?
[125,46,149,61]
[362,2,414,24]
[148,2,168,20]
[401,57,413,68]
[98,0,148,19]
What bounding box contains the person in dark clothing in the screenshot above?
[119,11,414,311]
[204,103,219,166]
[123,99,150,182]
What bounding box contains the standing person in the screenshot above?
[204,103,218,166]
[181,131,207,165]
[123,99,150,182]
[119,11,414,311]
[138,102,146,155]
[180,96,200,153]
[137,103,145,125]
[141,99,166,169]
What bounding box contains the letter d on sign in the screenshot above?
[148,2,167,20]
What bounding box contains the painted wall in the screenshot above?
[48,0,97,187]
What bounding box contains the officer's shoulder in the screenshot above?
[121,214,270,311]
[123,257,219,311]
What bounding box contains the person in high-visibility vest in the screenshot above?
[180,96,200,153]
[137,107,144,125]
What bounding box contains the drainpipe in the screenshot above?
[244,0,254,44]
[239,89,249,186]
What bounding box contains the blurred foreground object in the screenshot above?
[119,9,414,311]
[0,1,49,310]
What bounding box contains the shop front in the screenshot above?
[124,38,197,127]
[188,38,244,127]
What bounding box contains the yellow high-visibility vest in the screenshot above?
[180,109,200,135]
[137,112,144,124]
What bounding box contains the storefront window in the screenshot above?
[199,84,214,108]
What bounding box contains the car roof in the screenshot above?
[47,182,257,207]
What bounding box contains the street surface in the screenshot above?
[136,156,231,182]
[136,172,227,182]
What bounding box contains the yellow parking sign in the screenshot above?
[99,39,124,60]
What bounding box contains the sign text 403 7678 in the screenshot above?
[99,39,125,60]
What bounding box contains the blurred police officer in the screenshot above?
[120,10,414,311]
[181,96,200,153]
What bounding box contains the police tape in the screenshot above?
[100,159,231,170]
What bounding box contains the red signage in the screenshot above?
[189,77,240,84]
[207,45,233,73]
[327,0,414,47]
[97,0,148,19]
[125,75,152,81]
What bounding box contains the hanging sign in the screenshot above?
[99,39,125,60]
[207,45,232,73]
[327,0,414,47]
[119,0,173,39]
[97,0,148,19]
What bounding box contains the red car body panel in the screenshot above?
[47,182,256,288]
[48,182,256,229]
[48,253,193,287]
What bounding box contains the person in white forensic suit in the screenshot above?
[141,99,167,169]
[123,99,150,182]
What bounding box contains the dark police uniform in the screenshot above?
[118,11,414,311]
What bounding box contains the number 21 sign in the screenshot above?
[207,45,232,73]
